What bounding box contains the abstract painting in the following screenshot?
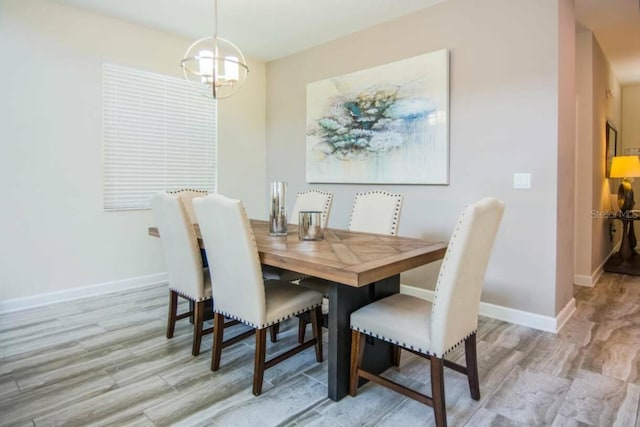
[306,49,449,184]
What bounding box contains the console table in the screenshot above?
[604,212,640,275]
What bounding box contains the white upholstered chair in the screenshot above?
[193,194,324,396]
[168,189,209,267]
[150,192,212,356]
[348,190,403,235]
[290,189,333,228]
[297,190,403,342]
[167,189,208,224]
[349,197,505,427]
[262,189,333,282]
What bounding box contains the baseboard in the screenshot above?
[0,273,168,315]
[574,242,620,287]
[573,274,596,287]
[0,275,577,332]
[555,297,576,332]
[400,284,576,333]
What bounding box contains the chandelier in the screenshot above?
[180,0,249,99]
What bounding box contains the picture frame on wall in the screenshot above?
[305,49,449,184]
[606,121,617,178]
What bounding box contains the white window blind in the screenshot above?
[103,63,216,210]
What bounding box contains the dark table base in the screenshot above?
[604,252,640,275]
[192,273,400,401]
[604,216,640,275]
[327,275,399,401]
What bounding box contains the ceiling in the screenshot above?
[48,0,640,84]
[575,0,640,84]
[47,0,446,61]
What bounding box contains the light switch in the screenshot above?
[513,173,531,189]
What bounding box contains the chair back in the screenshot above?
[150,193,206,299]
[430,197,505,356]
[349,191,403,235]
[290,189,333,228]
[167,189,208,224]
[193,194,267,327]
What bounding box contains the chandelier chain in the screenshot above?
[214,0,218,38]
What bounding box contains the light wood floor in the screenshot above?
[1,273,639,426]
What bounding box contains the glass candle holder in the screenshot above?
[298,211,323,241]
[269,181,287,236]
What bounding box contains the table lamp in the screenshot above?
[610,155,640,212]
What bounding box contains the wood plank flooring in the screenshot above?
[1,273,639,426]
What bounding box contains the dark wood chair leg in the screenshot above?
[310,306,323,362]
[297,318,307,344]
[192,300,204,356]
[430,356,447,427]
[464,333,480,400]
[269,323,279,343]
[211,312,225,371]
[392,345,401,367]
[166,290,178,338]
[349,329,366,396]
[253,328,267,396]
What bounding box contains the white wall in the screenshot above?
[266,0,569,317]
[0,0,266,301]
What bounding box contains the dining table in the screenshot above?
[149,219,447,401]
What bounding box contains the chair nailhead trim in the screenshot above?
[169,288,212,303]
[350,325,477,358]
[215,302,322,329]
[167,189,208,195]
[431,206,468,316]
[349,190,403,235]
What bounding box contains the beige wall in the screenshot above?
[622,85,640,152]
[266,0,569,317]
[0,0,266,300]
[574,31,595,278]
[556,0,576,313]
[218,62,267,219]
[574,31,621,282]
[591,36,621,273]
[622,85,640,217]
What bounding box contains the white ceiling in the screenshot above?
[47,0,446,61]
[48,0,640,84]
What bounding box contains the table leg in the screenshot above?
[621,220,633,263]
[326,275,400,401]
[604,218,640,274]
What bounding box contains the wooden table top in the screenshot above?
[148,219,446,287]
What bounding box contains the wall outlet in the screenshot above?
[513,173,531,189]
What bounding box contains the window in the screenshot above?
[103,63,216,210]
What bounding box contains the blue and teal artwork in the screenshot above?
[306,49,449,184]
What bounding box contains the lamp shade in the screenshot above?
[610,156,640,178]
